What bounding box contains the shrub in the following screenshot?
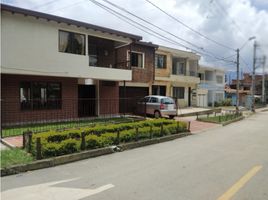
[42,139,80,158]
[29,119,187,158]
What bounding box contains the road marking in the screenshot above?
[217,165,263,200]
[2,178,115,200]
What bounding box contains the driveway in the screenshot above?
[1,110,268,200]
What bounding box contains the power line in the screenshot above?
[49,0,86,13]
[144,0,235,51]
[211,0,247,40]
[90,0,181,47]
[95,0,234,63]
[88,0,235,64]
[31,0,60,10]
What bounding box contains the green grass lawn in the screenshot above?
[198,114,241,124]
[1,148,34,168]
[2,117,140,138]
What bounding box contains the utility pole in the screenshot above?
[262,55,266,103]
[236,48,240,113]
[251,41,257,112]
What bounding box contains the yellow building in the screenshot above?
[153,46,200,108]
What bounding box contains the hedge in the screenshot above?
[28,119,187,158]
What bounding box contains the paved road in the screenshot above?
[1,111,268,200]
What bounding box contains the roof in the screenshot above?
[157,45,200,60]
[134,41,158,48]
[1,4,142,41]
[199,65,225,72]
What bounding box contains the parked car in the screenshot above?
[137,95,177,118]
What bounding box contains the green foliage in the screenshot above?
[1,148,33,168]
[28,119,188,159]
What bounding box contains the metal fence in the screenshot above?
[1,97,146,138]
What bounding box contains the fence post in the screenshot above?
[36,137,42,160]
[196,113,199,119]
[144,102,147,119]
[80,131,86,150]
[116,129,120,145]
[22,131,27,149]
[187,121,191,132]
[135,127,139,141]
[27,132,33,153]
[149,125,153,139]
[160,123,163,136]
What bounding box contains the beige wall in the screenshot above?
[154,47,200,107]
[1,11,132,81]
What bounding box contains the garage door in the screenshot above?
[119,86,149,113]
[197,94,208,107]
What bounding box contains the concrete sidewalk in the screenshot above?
[177,107,210,116]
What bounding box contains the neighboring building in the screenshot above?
[225,85,250,107]
[118,41,158,113]
[198,66,225,107]
[153,46,200,108]
[227,73,268,106]
[0,4,155,125]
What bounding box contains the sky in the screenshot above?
[2,0,268,76]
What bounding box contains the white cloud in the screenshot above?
[3,0,268,72]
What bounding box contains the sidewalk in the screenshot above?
[1,136,23,148]
[176,116,221,133]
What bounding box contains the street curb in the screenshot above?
[1,133,190,177]
[222,116,245,126]
[119,133,190,151]
[197,116,244,126]
[0,147,114,177]
[0,138,16,149]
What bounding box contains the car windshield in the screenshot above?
[161,97,174,104]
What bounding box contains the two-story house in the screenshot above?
[118,41,158,113]
[0,4,156,125]
[153,46,200,108]
[198,65,225,107]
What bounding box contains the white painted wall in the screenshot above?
[1,12,132,81]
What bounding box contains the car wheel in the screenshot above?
[154,111,161,118]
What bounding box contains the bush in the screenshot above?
[221,98,232,106]
[29,119,188,158]
[42,139,80,158]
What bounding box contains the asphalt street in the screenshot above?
[1,110,268,200]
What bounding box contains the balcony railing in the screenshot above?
[89,56,131,70]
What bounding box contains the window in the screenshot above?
[173,87,185,99]
[20,82,61,110]
[152,85,166,96]
[20,82,31,110]
[172,57,186,75]
[88,43,98,66]
[150,97,158,103]
[216,75,223,84]
[59,30,85,55]
[130,52,144,68]
[198,73,205,80]
[155,54,166,69]
[215,93,224,102]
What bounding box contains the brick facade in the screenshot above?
[1,74,78,125]
[116,43,155,83]
[99,81,119,115]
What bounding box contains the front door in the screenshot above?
[78,85,96,117]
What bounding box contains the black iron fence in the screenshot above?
[1,97,147,138]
